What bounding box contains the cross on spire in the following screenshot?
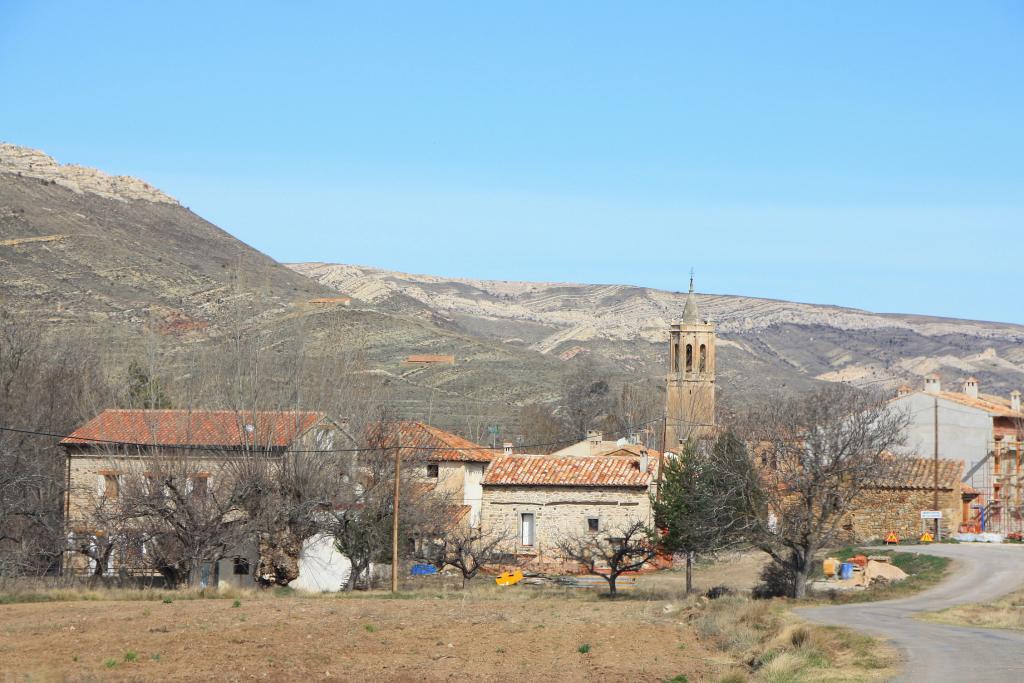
[682,268,700,324]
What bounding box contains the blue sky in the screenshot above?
[2,2,1022,322]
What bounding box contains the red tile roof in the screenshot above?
[483,454,654,487]
[868,455,962,491]
[404,354,455,364]
[936,391,1023,418]
[61,409,324,449]
[371,421,495,462]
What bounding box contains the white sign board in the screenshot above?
[920,510,943,520]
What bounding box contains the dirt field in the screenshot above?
[0,583,729,682]
[1,553,900,682]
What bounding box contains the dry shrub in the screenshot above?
[698,596,892,681]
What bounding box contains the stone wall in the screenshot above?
[845,486,961,542]
[480,485,652,564]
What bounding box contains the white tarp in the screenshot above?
[289,533,352,592]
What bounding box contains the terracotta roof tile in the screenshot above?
[61,409,324,449]
[483,454,654,487]
[936,391,1023,418]
[404,354,455,364]
[868,454,962,491]
[371,421,495,462]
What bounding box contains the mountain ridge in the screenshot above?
[290,262,1024,399]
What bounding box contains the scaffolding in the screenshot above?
[973,439,1023,535]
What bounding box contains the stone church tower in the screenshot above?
[665,276,716,450]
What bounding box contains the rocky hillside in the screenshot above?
[290,263,1024,400]
[0,143,178,205]
[0,144,582,435]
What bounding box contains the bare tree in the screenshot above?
[743,385,908,598]
[324,422,455,591]
[556,519,658,596]
[0,308,111,578]
[115,451,249,587]
[561,361,614,439]
[431,525,511,588]
[518,402,569,453]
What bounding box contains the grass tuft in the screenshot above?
[577,643,591,654]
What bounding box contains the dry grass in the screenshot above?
[0,556,900,682]
[920,588,1024,631]
[695,596,901,682]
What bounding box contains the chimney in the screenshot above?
[924,374,941,395]
[963,377,979,399]
[1011,390,1021,413]
[503,442,514,455]
[639,448,649,474]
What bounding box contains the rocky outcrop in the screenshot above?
[0,143,178,205]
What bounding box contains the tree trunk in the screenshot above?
[607,574,618,596]
[792,552,812,599]
[685,552,693,593]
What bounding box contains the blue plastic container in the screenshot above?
[839,562,854,580]
[410,563,437,576]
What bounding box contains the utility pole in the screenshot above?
[391,426,401,593]
[656,415,668,499]
[934,397,940,539]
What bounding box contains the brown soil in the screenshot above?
[0,587,730,682]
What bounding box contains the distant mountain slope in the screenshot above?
[290,263,1024,400]
[0,144,586,434]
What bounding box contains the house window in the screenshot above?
[100,474,120,499]
[587,517,600,533]
[233,557,250,575]
[699,344,707,372]
[685,344,693,372]
[520,513,535,546]
[426,463,439,478]
[191,476,208,498]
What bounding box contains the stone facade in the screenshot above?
[421,460,486,526]
[845,486,962,542]
[61,410,345,579]
[480,485,652,565]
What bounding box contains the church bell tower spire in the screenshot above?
[665,272,716,450]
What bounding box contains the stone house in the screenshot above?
[844,456,963,542]
[60,409,349,586]
[480,448,657,569]
[382,421,496,527]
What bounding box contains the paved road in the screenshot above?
[798,544,1024,682]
